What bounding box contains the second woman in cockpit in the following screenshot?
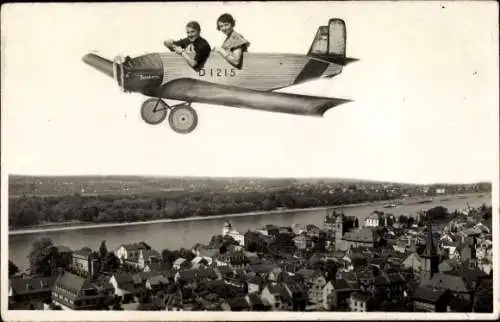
[213,13,250,69]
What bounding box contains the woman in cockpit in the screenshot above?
[213,13,250,69]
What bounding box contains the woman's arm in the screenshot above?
[219,47,243,67]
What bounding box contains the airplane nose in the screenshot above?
[82,53,114,78]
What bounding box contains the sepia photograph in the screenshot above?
[1,1,498,321]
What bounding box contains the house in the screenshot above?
[222,221,245,246]
[401,252,423,272]
[412,286,451,312]
[173,258,187,270]
[221,296,251,311]
[476,239,492,260]
[260,284,288,310]
[247,275,264,294]
[419,272,476,301]
[296,269,326,304]
[52,271,114,310]
[305,224,322,238]
[348,292,376,312]
[283,281,308,311]
[323,278,359,311]
[267,267,283,283]
[260,282,306,311]
[293,233,313,250]
[363,211,382,228]
[174,268,218,285]
[338,228,380,249]
[71,248,100,277]
[143,261,163,272]
[108,273,144,302]
[453,242,476,263]
[190,256,213,269]
[244,230,271,253]
[216,250,249,269]
[145,274,170,293]
[384,273,407,299]
[125,249,161,270]
[9,276,57,309]
[115,243,149,263]
[192,245,219,258]
[245,293,268,311]
[439,259,461,273]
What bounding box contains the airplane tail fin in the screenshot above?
[308,19,357,66]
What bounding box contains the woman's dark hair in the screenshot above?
[186,21,201,32]
[216,13,235,30]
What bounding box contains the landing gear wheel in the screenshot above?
[141,98,168,125]
[168,104,198,134]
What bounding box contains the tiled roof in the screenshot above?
[247,293,263,306]
[121,243,148,251]
[351,291,373,302]
[73,248,93,257]
[55,272,94,293]
[148,275,170,286]
[413,286,448,303]
[112,273,134,284]
[343,228,376,243]
[421,273,472,293]
[142,249,161,260]
[386,273,405,284]
[177,268,217,282]
[10,276,57,295]
[334,278,353,291]
[55,245,73,253]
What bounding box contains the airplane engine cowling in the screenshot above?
[82,53,164,97]
[119,53,164,96]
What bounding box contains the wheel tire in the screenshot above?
[141,98,168,125]
[168,104,198,134]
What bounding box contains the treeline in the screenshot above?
[8,188,404,229]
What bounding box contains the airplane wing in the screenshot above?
[160,78,351,117]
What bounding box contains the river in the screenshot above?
[9,193,491,270]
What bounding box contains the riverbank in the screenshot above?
[8,192,488,236]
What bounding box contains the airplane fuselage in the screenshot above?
[118,51,342,97]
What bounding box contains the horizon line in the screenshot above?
[7,174,493,187]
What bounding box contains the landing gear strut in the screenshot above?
[140,98,198,134]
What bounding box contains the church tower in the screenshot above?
[334,215,344,250]
[420,219,439,281]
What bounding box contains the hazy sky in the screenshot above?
[1,2,498,184]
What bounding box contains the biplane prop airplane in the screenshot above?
[82,18,357,134]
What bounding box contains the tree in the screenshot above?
[209,235,224,248]
[179,248,195,261]
[222,235,239,248]
[99,241,108,270]
[29,237,58,276]
[161,249,175,269]
[105,252,120,272]
[9,260,19,277]
[426,206,449,221]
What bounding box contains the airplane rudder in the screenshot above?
[328,18,346,58]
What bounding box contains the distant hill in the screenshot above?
[8,174,491,197]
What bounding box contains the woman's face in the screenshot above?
[218,21,233,35]
[186,27,199,41]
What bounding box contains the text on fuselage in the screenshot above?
[138,74,161,80]
[199,68,236,77]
